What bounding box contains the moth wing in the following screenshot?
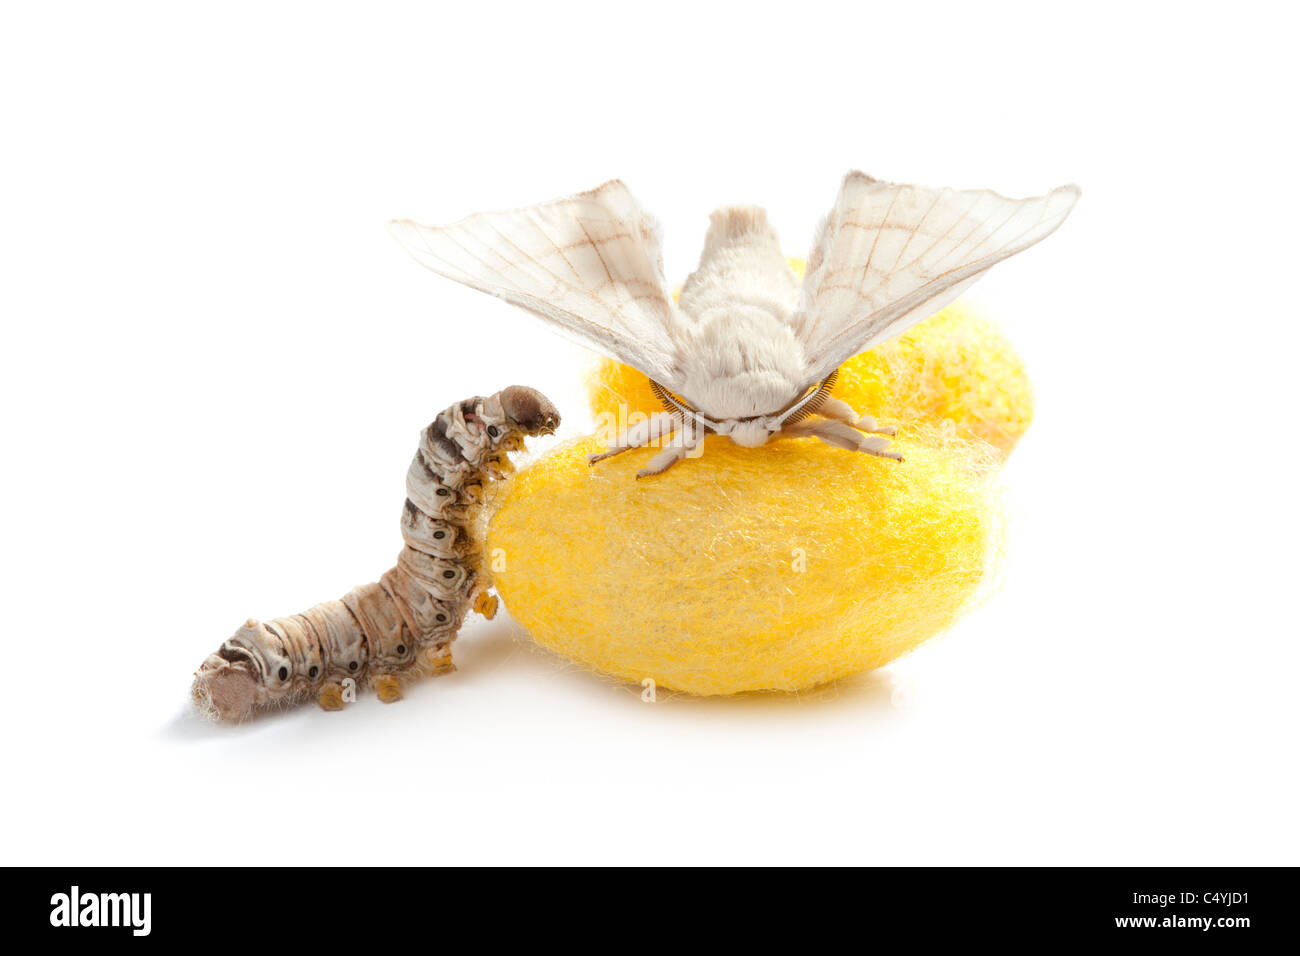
[391,180,687,389]
[795,172,1079,382]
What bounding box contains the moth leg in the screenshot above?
[373,674,404,704]
[819,397,897,436]
[589,411,679,465]
[856,414,897,436]
[782,418,904,462]
[636,422,705,478]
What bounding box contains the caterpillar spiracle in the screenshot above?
[191,385,560,721]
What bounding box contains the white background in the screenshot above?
[2,1,1296,865]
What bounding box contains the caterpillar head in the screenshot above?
[476,386,560,455]
[496,385,560,436]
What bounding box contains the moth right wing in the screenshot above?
[795,172,1079,383]
[391,180,688,391]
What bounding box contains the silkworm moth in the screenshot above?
[392,171,1078,476]
[192,386,559,721]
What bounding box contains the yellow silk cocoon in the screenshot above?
[487,276,1032,695]
[488,428,997,694]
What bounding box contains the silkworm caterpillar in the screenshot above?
[191,385,560,721]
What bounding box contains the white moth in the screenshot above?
[392,172,1078,477]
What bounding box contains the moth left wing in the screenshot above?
[391,180,688,391]
[795,172,1079,383]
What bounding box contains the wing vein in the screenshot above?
[890,189,943,273]
[858,183,904,285]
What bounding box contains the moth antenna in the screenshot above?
[649,378,676,413]
[782,369,839,425]
[649,379,720,432]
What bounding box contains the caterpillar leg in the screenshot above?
[373,674,404,704]
[782,418,904,461]
[428,645,456,676]
[473,590,499,620]
[818,397,897,436]
[589,411,679,465]
[318,682,347,711]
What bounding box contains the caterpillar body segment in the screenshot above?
[192,386,560,721]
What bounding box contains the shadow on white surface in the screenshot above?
[160,610,907,744]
